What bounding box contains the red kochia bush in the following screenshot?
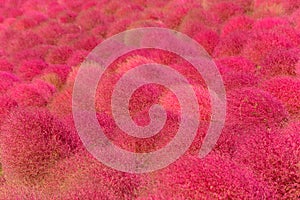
[0,72,19,95]
[45,45,74,64]
[75,8,111,31]
[66,49,88,67]
[259,48,299,77]
[216,56,257,75]
[221,15,254,36]
[225,87,289,132]
[12,11,48,30]
[296,61,300,77]
[213,31,249,58]
[0,95,17,125]
[261,76,300,118]
[193,29,219,56]
[0,58,13,72]
[0,184,45,200]
[232,123,300,199]
[162,0,201,28]
[253,0,300,16]
[3,31,44,54]
[57,10,77,24]
[252,17,290,30]
[34,21,66,45]
[17,59,48,81]
[178,8,218,36]
[290,8,300,31]
[7,83,48,107]
[31,79,56,102]
[43,64,71,83]
[137,153,274,199]
[242,30,293,64]
[0,108,74,186]
[43,149,140,199]
[209,2,244,24]
[222,71,259,91]
[12,44,54,65]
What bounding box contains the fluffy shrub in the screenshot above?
[7,83,49,107]
[261,76,300,118]
[232,122,300,199]
[34,21,66,45]
[209,2,244,24]
[0,184,45,200]
[12,11,48,30]
[216,56,257,74]
[259,48,299,77]
[75,8,111,31]
[213,31,249,58]
[137,153,274,199]
[0,58,13,72]
[43,149,140,199]
[0,95,18,125]
[162,0,201,28]
[0,72,19,95]
[193,29,220,55]
[43,64,71,83]
[252,17,290,30]
[48,85,73,116]
[5,31,44,54]
[221,15,254,36]
[57,10,77,24]
[242,30,293,64]
[12,44,54,65]
[222,71,259,91]
[253,0,300,17]
[0,108,75,186]
[178,8,218,36]
[17,59,48,81]
[45,46,74,64]
[225,87,289,132]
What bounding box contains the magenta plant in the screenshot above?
[0,108,74,186]
[0,0,299,198]
[261,76,300,118]
[232,123,300,199]
[225,87,289,131]
[17,59,48,81]
[137,153,274,199]
[221,15,254,36]
[0,72,19,95]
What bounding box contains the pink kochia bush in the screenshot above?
[259,48,299,77]
[0,95,17,124]
[241,30,294,64]
[137,153,274,199]
[6,82,54,107]
[42,149,140,199]
[213,31,249,58]
[0,107,75,186]
[0,58,13,72]
[261,76,300,118]
[216,56,257,75]
[0,184,46,200]
[225,87,289,132]
[215,56,259,90]
[17,59,48,81]
[220,15,254,36]
[0,0,300,199]
[0,72,19,95]
[231,122,300,199]
[208,2,244,24]
[193,29,219,55]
